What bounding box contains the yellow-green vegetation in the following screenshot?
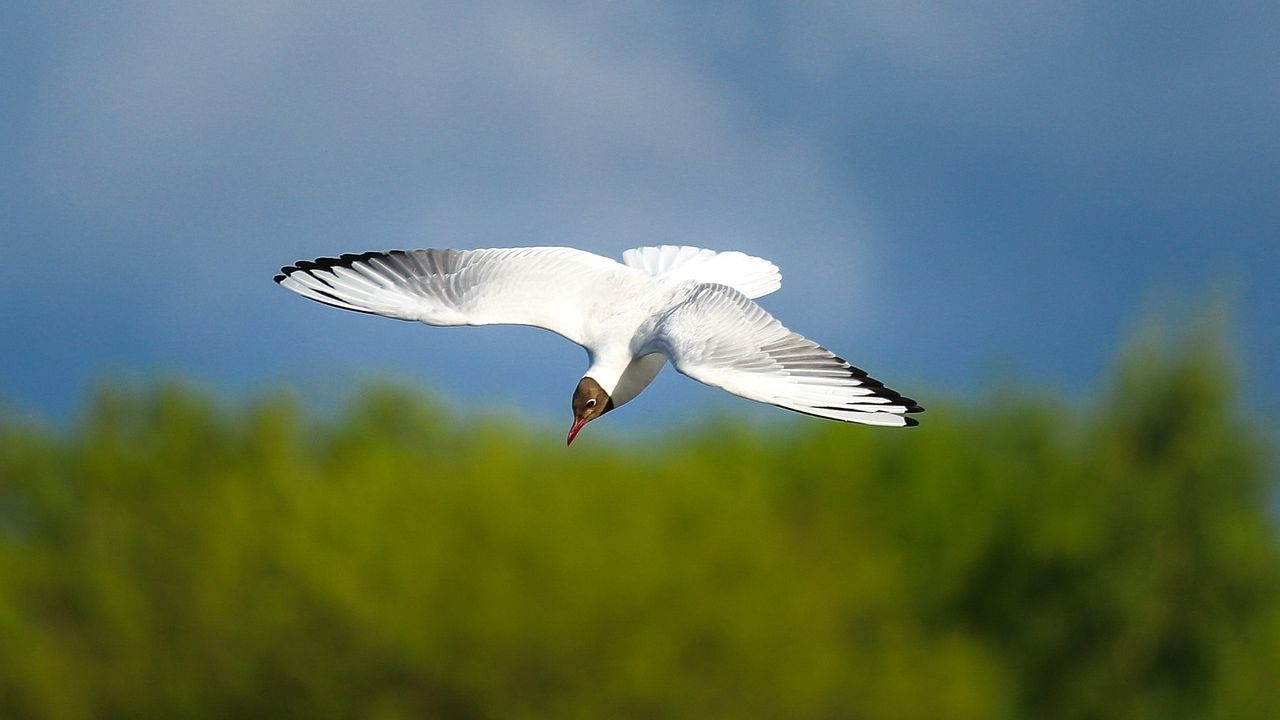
[0,330,1277,720]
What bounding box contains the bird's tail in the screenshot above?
[622,245,781,298]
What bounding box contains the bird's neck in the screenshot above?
[583,355,630,399]
[584,352,666,409]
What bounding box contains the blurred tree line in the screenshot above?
[0,325,1276,720]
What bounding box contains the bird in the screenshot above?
[274,245,922,445]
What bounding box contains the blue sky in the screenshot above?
[2,2,1277,431]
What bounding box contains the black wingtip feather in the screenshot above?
[273,252,418,321]
[851,372,923,413]
[827,352,921,411]
[286,251,400,276]
[894,395,925,413]
[903,416,919,427]
[276,250,402,284]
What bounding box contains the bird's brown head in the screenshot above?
[567,377,613,446]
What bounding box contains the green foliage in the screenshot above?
[0,332,1276,719]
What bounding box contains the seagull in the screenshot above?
[275,246,922,444]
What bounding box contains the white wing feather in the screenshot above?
[649,284,923,426]
[275,247,621,345]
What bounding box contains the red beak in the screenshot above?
[566,417,588,446]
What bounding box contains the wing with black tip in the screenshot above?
[275,247,621,345]
[650,283,923,427]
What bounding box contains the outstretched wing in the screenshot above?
[275,247,621,345]
[650,284,923,426]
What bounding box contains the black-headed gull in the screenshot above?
[275,246,922,444]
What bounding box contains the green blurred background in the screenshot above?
[1,320,1276,720]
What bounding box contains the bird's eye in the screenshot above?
[586,398,597,408]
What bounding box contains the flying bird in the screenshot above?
[275,246,922,444]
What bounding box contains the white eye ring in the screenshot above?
[586,398,597,408]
